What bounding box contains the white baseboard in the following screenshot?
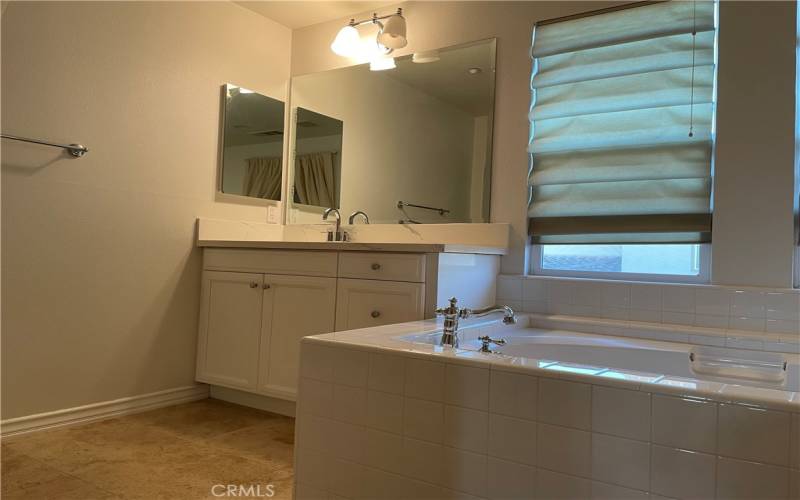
[209,385,295,417]
[0,385,209,437]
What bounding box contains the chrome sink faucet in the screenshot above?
[435,297,516,348]
[348,211,370,225]
[323,208,347,241]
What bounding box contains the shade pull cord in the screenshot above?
[689,0,697,138]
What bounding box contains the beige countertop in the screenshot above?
[196,218,511,255]
[196,239,507,255]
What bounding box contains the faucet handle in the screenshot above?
[478,335,506,353]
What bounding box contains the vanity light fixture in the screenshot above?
[330,8,407,59]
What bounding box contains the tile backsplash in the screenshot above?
[497,275,800,337]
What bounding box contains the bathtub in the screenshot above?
[295,318,800,500]
[400,328,800,392]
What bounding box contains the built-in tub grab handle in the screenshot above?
[689,351,787,383]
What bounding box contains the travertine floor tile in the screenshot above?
[1,398,295,499]
[208,420,294,466]
[127,399,279,441]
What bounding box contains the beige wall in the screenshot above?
[0,1,291,419]
[290,65,475,224]
[712,1,797,287]
[292,1,798,287]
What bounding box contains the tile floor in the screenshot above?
[1,398,295,499]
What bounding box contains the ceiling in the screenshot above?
[234,1,396,29]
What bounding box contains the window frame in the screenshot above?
[529,243,711,284]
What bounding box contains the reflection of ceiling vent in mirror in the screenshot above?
[296,121,318,128]
[248,130,283,136]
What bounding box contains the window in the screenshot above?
[528,1,717,281]
[533,243,709,282]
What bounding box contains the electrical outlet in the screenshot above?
[267,205,279,224]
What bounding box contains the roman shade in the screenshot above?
[528,0,716,244]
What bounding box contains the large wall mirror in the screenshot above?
[218,83,285,202]
[287,38,496,224]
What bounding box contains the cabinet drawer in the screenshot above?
[335,279,425,331]
[204,248,337,277]
[338,252,426,283]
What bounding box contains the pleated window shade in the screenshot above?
[528,1,717,244]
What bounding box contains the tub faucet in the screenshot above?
[435,297,516,348]
[323,208,347,241]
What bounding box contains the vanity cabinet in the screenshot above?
[196,251,337,400]
[196,246,499,402]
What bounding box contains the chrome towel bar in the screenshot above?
[397,200,450,216]
[1,133,89,158]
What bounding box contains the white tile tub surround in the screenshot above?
[497,275,800,354]
[294,326,800,500]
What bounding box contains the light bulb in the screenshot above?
[331,25,360,57]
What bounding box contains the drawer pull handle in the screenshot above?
[263,284,271,290]
[249,282,259,289]
[371,263,381,270]
[371,310,381,318]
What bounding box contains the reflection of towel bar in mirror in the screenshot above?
[1,133,88,158]
[397,201,450,216]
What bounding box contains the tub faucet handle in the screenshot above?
[478,335,506,353]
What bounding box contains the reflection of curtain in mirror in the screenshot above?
[295,152,336,207]
[243,157,282,199]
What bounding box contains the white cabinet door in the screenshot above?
[196,271,263,390]
[259,274,337,395]
[335,279,425,331]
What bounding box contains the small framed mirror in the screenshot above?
[218,83,285,202]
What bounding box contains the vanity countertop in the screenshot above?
[196,218,510,255]
[196,239,506,255]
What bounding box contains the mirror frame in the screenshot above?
[215,82,290,209]
[284,37,498,225]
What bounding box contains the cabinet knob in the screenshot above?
[371,310,381,318]
[371,263,381,270]
[249,282,259,288]
[263,283,271,290]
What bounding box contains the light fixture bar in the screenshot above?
[346,8,403,28]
